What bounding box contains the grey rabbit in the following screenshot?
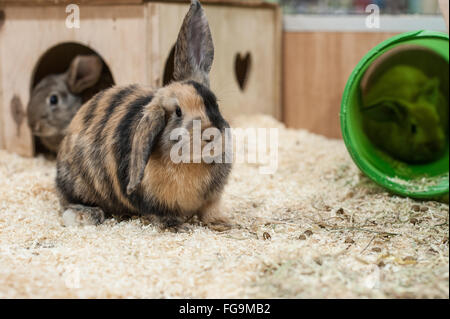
[27,55,103,153]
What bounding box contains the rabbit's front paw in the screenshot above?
[61,205,105,226]
[198,203,233,231]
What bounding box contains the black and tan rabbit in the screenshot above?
[56,0,233,229]
[27,55,103,153]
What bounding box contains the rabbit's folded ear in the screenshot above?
[66,55,103,94]
[127,103,166,195]
[422,78,440,104]
[173,0,214,87]
[363,100,408,123]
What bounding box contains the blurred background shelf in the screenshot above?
[284,14,447,32]
[272,0,443,15]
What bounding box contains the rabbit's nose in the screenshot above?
[426,141,442,152]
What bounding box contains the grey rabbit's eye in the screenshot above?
[49,94,58,106]
[411,124,417,134]
[175,106,182,117]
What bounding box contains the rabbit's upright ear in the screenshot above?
[127,103,166,195]
[173,0,214,87]
[66,55,103,94]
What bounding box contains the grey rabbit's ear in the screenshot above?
[127,103,166,195]
[363,100,407,123]
[173,0,214,87]
[65,55,103,94]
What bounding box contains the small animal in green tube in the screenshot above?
[362,65,448,164]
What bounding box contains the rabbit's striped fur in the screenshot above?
[56,0,232,229]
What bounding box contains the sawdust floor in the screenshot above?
[0,115,448,298]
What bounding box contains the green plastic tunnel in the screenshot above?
[341,30,449,202]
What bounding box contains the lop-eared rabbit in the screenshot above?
[56,0,233,230]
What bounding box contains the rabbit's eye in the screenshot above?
[175,106,182,117]
[411,124,417,134]
[49,95,58,106]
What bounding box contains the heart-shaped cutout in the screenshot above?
[234,52,252,91]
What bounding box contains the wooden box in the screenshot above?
[0,0,281,156]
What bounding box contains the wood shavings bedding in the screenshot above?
[0,115,448,298]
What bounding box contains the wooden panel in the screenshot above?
[283,31,398,139]
[145,3,161,87]
[154,2,281,122]
[0,5,147,156]
[0,1,277,8]
[154,0,278,8]
[0,0,143,5]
